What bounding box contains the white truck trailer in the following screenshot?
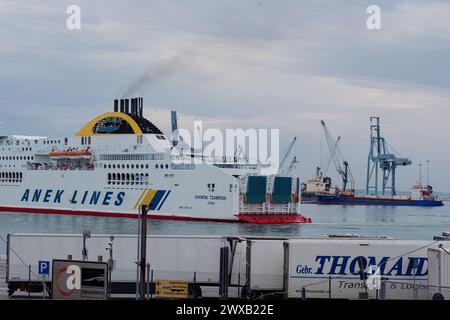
[7,234,449,300]
[243,238,286,299]
[6,234,247,298]
[427,245,450,300]
[284,238,440,300]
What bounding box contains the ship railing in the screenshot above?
[170,154,254,165]
[27,163,94,171]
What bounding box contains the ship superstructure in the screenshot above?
[0,98,310,224]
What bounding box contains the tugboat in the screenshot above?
[300,167,342,203]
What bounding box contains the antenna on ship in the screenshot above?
[171,111,179,147]
[419,163,423,186]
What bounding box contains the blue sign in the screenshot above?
[38,260,50,275]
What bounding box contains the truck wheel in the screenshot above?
[432,293,444,300]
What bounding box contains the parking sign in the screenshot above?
[38,260,50,276]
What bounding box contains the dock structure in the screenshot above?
[0,255,7,300]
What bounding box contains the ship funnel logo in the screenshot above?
[170,120,280,174]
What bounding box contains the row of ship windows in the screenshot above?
[43,140,62,145]
[1,140,61,146]
[104,163,170,170]
[99,153,164,161]
[107,173,150,185]
[0,172,23,183]
[1,156,34,161]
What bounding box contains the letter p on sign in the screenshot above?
[38,260,50,276]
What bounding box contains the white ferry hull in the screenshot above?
[0,97,311,224]
[0,168,240,222]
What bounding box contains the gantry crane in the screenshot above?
[320,120,355,192]
[366,117,412,196]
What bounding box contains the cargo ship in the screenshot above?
[0,97,311,224]
[315,184,443,206]
[302,117,444,207]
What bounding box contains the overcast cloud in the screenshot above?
[1,0,450,191]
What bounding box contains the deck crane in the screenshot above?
[279,137,297,173]
[320,136,341,178]
[320,120,355,192]
[366,117,411,196]
[287,156,298,174]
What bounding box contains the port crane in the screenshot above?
[320,120,355,192]
[287,156,298,174]
[320,136,341,179]
[366,117,412,196]
[279,137,297,173]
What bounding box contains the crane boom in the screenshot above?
[320,120,354,192]
[287,156,298,173]
[279,137,297,172]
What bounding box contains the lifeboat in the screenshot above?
[49,150,92,160]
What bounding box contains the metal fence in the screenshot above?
[291,276,450,300]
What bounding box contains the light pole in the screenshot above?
[82,230,91,261]
[106,236,115,299]
[418,163,422,186]
[138,204,148,300]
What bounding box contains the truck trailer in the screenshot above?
[427,246,450,300]
[6,234,247,298]
[283,238,440,300]
[6,233,448,300]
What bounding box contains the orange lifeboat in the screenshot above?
[49,150,92,160]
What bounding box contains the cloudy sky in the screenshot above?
[1,0,450,192]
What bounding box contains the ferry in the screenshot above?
[0,97,311,224]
